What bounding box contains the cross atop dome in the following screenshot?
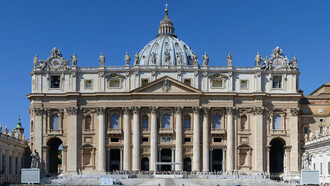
[157,4,176,38]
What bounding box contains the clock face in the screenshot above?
[50,58,61,68]
[273,58,283,69]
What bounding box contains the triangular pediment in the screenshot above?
[131,76,202,95]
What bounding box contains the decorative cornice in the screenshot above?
[66,107,78,115]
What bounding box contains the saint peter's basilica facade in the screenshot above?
[28,8,302,179]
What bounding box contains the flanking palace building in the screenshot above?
[28,8,302,179]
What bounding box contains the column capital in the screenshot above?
[290,108,300,116]
[122,107,131,115]
[33,108,44,116]
[203,107,210,115]
[66,107,79,115]
[62,146,68,152]
[132,106,140,115]
[226,107,235,115]
[174,107,183,115]
[95,107,106,115]
[252,107,264,115]
[192,106,201,114]
[149,106,158,114]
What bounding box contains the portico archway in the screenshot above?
[269,138,285,174]
[46,137,63,175]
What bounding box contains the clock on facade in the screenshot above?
[50,58,61,68]
[272,58,283,69]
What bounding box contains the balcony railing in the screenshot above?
[107,128,123,134]
[159,128,174,134]
[48,129,62,135]
[184,128,193,133]
[210,128,226,134]
[270,129,286,135]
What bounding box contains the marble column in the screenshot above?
[123,107,131,171]
[226,107,234,172]
[266,145,271,175]
[290,108,299,174]
[120,149,123,170]
[66,107,78,173]
[202,108,210,172]
[97,107,106,172]
[174,107,183,171]
[222,149,226,172]
[132,107,140,171]
[192,107,200,172]
[171,148,175,171]
[150,107,158,172]
[254,107,264,172]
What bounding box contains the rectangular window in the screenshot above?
[109,79,120,88]
[328,162,330,175]
[273,115,282,130]
[85,80,93,89]
[184,79,191,86]
[110,138,119,142]
[50,75,60,88]
[320,163,323,175]
[212,80,223,88]
[304,127,308,134]
[142,137,149,142]
[240,80,248,89]
[142,119,148,129]
[184,138,191,142]
[141,79,149,86]
[272,76,282,89]
[214,138,222,142]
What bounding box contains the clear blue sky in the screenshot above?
[0,0,329,138]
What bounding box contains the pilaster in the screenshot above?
[132,107,140,171]
[192,106,200,172]
[123,107,131,171]
[202,108,210,172]
[66,107,78,173]
[96,107,106,172]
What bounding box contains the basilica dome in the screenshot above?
[138,9,197,66]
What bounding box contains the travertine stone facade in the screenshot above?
[28,8,302,179]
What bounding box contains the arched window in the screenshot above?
[241,115,247,130]
[162,114,170,128]
[85,115,91,130]
[51,114,59,130]
[142,115,148,129]
[111,114,119,129]
[184,115,191,129]
[213,114,221,129]
[273,115,281,130]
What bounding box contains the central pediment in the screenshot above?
[130,76,202,95]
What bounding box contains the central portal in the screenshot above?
[211,149,223,172]
[160,149,172,171]
[108,149,120,171]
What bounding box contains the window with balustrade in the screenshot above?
[51,114,59,130]
[184,115,191,129]
[213,114,221,129]
[110,114,119,129]
[162,114,171,128]
[273,115,282,130]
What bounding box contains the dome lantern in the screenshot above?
[157,8,176,38]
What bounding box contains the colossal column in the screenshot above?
[192,106,200,172]
[254,107,264,172]
[150,107,158,172]
[66,107,78,173]
[202,108,210,172]
[226,107,234,172]
[96,107,106,172]
[132,107,140,171]
[290,108,299,174]
[123,107,131,171]
[175,107,183,171]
